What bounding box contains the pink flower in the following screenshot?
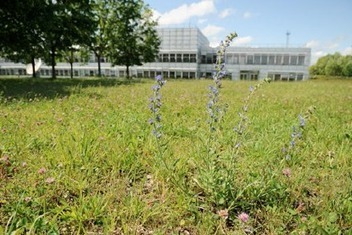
[0,154,10,165]
[45,177,55,184]
[24,197,32,202]
[238,212,249,223]
[217,209,229,219]
[38,167,47,174]
[282,168,292,177]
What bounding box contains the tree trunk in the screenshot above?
[70,49,74,79]
[31,56,36,78]
[97,53,101,77]
[70,61,73,79]
[126,65,130,79]
[51,47,56,79]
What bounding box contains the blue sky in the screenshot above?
[145,0,352,64]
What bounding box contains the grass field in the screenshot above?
[0,77,351,234]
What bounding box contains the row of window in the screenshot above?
[0,69,26,76]
[228,54,306,66]
[157,53,197,63]
[37,69,199,79]
[239,71,305,81]
[155,53,307,66]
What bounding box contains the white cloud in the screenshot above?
[209,35,253,48]
[209,38,221,47]
[243,11,252,19]
[342,46,352,55]
[201,25,225,37]
[219,8,232,18]
[305,40,320,48]
[198,18,207,24]
[305,38,351,64]
[311,51,327,64]
[233,36,253,46]
[156,0,216,26]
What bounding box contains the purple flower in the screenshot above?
[38,167,47,174]
[238,212,249,223]
[282,168,292,177]
[156,74,162,82]
[299,114,305,127]
[149,75,166,139]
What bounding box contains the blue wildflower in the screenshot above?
[149,75,166,139]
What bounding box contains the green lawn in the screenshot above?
[0,77,351,234]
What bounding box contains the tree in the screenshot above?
[0,0,96,79]
[41,0,96,79]
[342,61,352,77]
[89,0,110,77]
[0,0,46,78]
[59,1,96,79]
[310,52,352,78]
[107,0,160,79]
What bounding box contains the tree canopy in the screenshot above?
[310,53,352,78]
[106,0,160,78]
[0,0,160,79]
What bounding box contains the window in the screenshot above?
[213,55,217,63]
[289,73,296,81]
[254,55,260,64]
[239,54,246,64]
[176,71,181,78]
[226,54,233,64]
[290,56,297,65]
[247,55,254,64]
[297,73,304,80]
[201,55,206,64]
[190,72,196,78]
[170,54,175,62]
[233,54,239,64]
[177,54,182,62]
[261,55,268,65]
[298,55,305,65]
[183,54,190,62]
[283,55,289,65]
[190,54,197,63]
[162,54,169,62]
[269,55,275,65]
[276,55,282,65]
[267,73,274,79]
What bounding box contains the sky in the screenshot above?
[144,0,352,64]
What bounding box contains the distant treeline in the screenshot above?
[310,53,352,77]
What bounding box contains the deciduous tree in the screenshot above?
[107,0,160,79]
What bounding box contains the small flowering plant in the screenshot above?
[207,32,238,132]
[234,78,271,149]
[149,75,166,139]
[238,212,249,223]
[283,106,315,161]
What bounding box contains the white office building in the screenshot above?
[0,27,311,81]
